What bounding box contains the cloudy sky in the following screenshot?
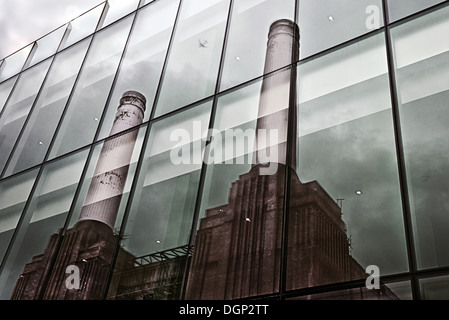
[0,0,104,59]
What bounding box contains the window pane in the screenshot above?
[68,124,146,231]
[286,281,411,300]
[0,149,88,300]
[99,0,140,29]
[420,275,449,300]
[59,4,106,51]
[97,0,179,141]
[107,102,211,300]
[391,5,449,270]
[298,0,384,59]
[0,59,52,175]
[4,39,91,177]
[0,44,34,82]
[154,0,230,117]
[49,17,133,159]
[286,33,408,292]
[185,65,294,299]
[220,0,295,90]
[387,0,447,22]
[0,76,17,115]
[0,169,39,265]
[28,26,67,67]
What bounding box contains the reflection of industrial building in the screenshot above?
[10,19,396,301]
[11,91,147,299]
[185,163,397,299]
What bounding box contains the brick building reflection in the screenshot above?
[11,20,397,300]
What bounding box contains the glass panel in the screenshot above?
[140,0,157,6]
[387,0,447,22]
[286,281,412,300]
[99,0,140,29]
[420,275,449,300]
[4,39,91,177]
[0,149,88,300]
[97,0,180,141]
[0,59,52,175]
[154,0,230,117]
[220,0,295,91]
[298,0,384,59]
[107,102,211,300]
[185,67,293,299]
[391,5,449,270]
[28,26,67,67]
[49,16,134,159]
[0,169,39,265]
[59,3,106,51]
[0,44,34,82]
[286,33,408,292]
[0,76,17,115]
[68,124,146,231]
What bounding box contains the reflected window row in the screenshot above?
[2,1,449,178]
[1,0,448,83]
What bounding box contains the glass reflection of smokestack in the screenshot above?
[77,91,146,230]
[254,19,299,171]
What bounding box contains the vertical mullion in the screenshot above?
[381,0,420,300]
[279,0,299,299]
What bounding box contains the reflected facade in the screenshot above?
[1,0,449,300]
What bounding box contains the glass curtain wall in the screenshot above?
[3,38,91,176]
[0,149,89,299]
[390,4,449,271]
[0,0,449,301]
[108,102,211,300]
[287,31,409,294]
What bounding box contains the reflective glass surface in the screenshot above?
[4,39,91,177]
[387,0,447,22]
[154,0,230,117]
[99,0,140,29]
[49,17,133,159]
[0,149,88,300]
[108,102,211,300]
[0,44,34,82]
[286,281,412,300]
[0,169,38,265]
[97,0,180,140]
[0,76,17,115]
[287,32,408,292]
[0,59,52,175]
[186,67,294,299]
[391,4,449,270]
[420,275,449,299]
[1,0,449,301]
[28,26,67,67]
[59,3,106,51]
[67,125,146,231]
[220,0,295,90]
[298,0,384,58]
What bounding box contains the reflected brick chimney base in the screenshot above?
[11,220,134,300]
